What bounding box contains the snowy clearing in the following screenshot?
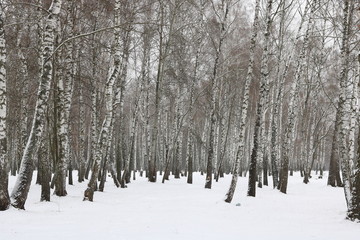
[1,172,359,240]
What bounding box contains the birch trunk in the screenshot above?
[78,81,86,182]
[348,52,360,221]
[148,2,165,182]
[18,30,29,158]
[39,123,51,202]
[205,1,229,189]
[224,0,260,203]
[83,0,121,202]
[140,21,151,176]
[186,44,200,184]
[348,71,358,169]
[216,103,233,182]
[122,75,142,186]
[270,0,291,189]
[0,6,9,210]
[248,0,273,196]
[201,117,209,175]
[10,0,63,210]
[279,0,316,194]
[327,104,343,187]
[54,0,75,196]
[337,0,354,210]
[85,23,100,180]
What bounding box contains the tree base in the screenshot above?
[83,188,94,202]
[0,196,10,211]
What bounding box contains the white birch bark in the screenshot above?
[140,25,151,176]
[78,80,86,182]
[338,0,355,209]
[348,51,360,221]
[224,0,260,203]
[279,0,316,194]
[270,0,293,189]
[249,0,273,194]
[84,0,122,201]
[10,0,63,209]
[85,22,100,180]
[0,5,9,210]
[205,0,229,189]
[348,73,358,169]
[54,0,75,196]
[17,30,29,155]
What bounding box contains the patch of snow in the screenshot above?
[0,172,359,240]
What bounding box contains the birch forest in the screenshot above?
[0,0,359,222]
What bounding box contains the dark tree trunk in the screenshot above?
[327,105,343,187]
[85,157,93,180]
[39,141,51,202]
[99,161,107,192]
[248,111,260,197]
[0,165,10,210]
[187,146,193,184]
[303,172,309,184]
[68,163,73,185]
[205,112,215,189]
[263,155,268,186]
[174,143,180,179]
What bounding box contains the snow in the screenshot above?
[1,172,359,240]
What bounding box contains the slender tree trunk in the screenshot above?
[270,0,290,189]
[78,80,86,182]
[54,0,75,196]
[248,0,273,196]
[224,0,260,203]
[18,30,29,160]
[122,75,142,186]
[186,46,199,183]
[348,52,360,221]
[337,0,354,210]
[83,0,121,202]
[148,3,165,183]
[205,1,229,189]
[0,6,9,210]
[327,104,343,187]
[39,128,50,202]
[85,23,100,180]
[279,0,316,194]
[10,0,63,210]
[216,104,233,182]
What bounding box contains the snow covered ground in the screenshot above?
[1,172,359,240]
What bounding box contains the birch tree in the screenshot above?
[0,4,9,211]
[278,0,316,194]
[225,0,260,203]
[337,0,355,212]
[148,1,165,182]
[54,0,75,196]
[248,0,273,197]
[10,0,63,210]
[205,0,229,189]
[83,0,121,201]
[348,52,360,221]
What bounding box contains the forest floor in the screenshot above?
[1,171,359,240]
